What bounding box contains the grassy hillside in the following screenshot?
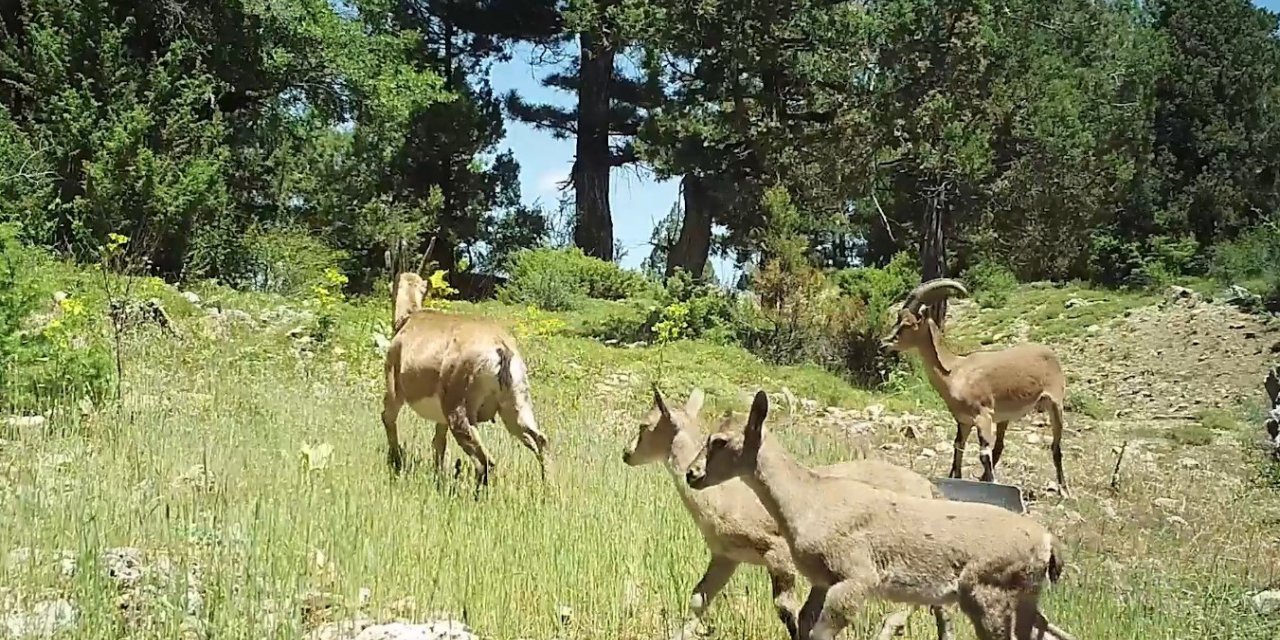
[3,258,1280,639]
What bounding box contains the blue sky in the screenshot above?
[486,0,1280,275]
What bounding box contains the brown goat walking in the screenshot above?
[381,242,549,489]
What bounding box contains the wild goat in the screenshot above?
[623,386,951,640]
[380,241,549,487]
[686,391,1076,640]
[881,278,1071,496]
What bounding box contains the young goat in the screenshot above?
[686,390,1076,640]
[624,386,951,640]
[881,278,1071,496]
[381,242,549,488]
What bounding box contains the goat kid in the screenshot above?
[381,244,549,489]
[881,278,1071,496]
[686,390,1076,640]
[623,386,951,640]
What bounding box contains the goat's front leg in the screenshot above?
[933,605,954,640]
[873,608,911,640]
[797,585,827,640]
[808,579,869,640]
[672,555,738,640]
[949,421,973,479]
[381,395,404,473]
[973,410,998,482]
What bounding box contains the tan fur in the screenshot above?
[882,278,1070,495]
[686,391,1076,640]
[382,269,548,488]
[623,388,951,640]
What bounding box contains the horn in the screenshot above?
[418,235,438,274]
[902,278,968,313]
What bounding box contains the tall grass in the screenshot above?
[1,279,1278,639]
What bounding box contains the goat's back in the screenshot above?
[386,310,527,420]
[818,458,937,499]
[953,342,1066,405]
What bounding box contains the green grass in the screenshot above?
[1167,424,1216,447]
[3,266,1279,639]
[1065,391,1111,421]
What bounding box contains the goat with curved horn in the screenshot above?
[881,278,1071,496]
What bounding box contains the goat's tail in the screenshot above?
[1046,534,1066,584]
[497,346,514,389]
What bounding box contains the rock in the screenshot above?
[51,291,68,304]
[918,448,937,459]
[1166,285,1196,301]
[181,291,201,305]
[1064,298,1086,309]
[1250,590,1280,616]
[879,443,904,452]
[2,598,77,638]
[1085,324,1101,334]
[901,425,919,440]
[1152,498,1180,511]
[1164,515,1189,527]
[353,621,476,640]
[1026,433,1043,445]
[865,404,885,421]
[4,416,46,437]
[306,616,374,640]
[225,309,253,324]
[1177,457,1201,470]
[5,548,77,579]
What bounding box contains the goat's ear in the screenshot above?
[652,384,672,420]
[745,390,768,451]
[685,388,705,417]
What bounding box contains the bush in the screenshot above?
[1210,218,1280,311]
[0,224,112,413]
[830,251,919,308]
[241,226,350,297]
[1089,231,1200,289]
[961,261,1018,308]
[585,268,754,345]
[744,258,897,387]
[500,247,647,310]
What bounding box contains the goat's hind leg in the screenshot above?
[444,400,495,494]
[499,394,551,482]
[1042,394,1071,497]
[1014,595,1076,640]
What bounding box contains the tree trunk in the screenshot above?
[573,31,615,261]
[920,181,949,330]
[666,174,714,280]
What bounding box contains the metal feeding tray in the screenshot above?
[931,477,1027,514]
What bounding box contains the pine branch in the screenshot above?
[503,90,577,137]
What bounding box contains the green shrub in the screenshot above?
[500,247,647,310]
[241,226,350,297]
[830,251,919,308]
[585,268,753,345]
[1089,231,1200,289]
[961,261,1018,308]
[1210,218,1280,311]
[0,224,112,413]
